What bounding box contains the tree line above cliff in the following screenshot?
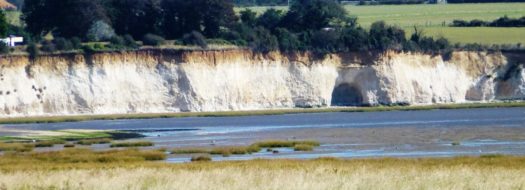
[2,0,517,56]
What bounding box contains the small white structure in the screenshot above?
[1,35,23,47]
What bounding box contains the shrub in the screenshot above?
[206,39,232,46]
[310,29,344,54]
[250,27,278,53]
[220,29,247,46]
[0,42,8,55]
[142,34,165,46]
[256,8,284,30]
[191,155,212,162]
[40,40,56,52]
[110,141,154,148]
[87,20,116,42]
[240,9,257,27]
[275,28,303,52]
[109,35,125,49]
[369,21,406,51]
[26,42,39,59]
[94,43,105,50]
[182,31,208,49]
[341,27,369,51]
[71,37,82,49]
[54,37,74,51]
[123,34,139,49]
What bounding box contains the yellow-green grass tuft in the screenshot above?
[253,140,320,148]
[172,145,262,157]
[294,144,314,151]
[191,155,212,162]
[110,141,154,148]
[0,143,34,152]
[77,138,112,145]
[34,140,66,147]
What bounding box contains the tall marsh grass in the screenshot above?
[77,138,112,145]
[110,141,154,148]
[253,140,320,148]
[171,140,320,156]
[0,143,34,152]
[1,155,525,189]
[172,145,262,157]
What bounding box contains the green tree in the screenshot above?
[161,0,202,38]
[281,0,347,31]
[0,10,8,38]
[162,0,237,38]
[23,0,109,39]
[256,8,284,31]
[369,21,406,51]
[251,27,278,53]
[199,0,238,37]
[275,28,303,52]
[310,29,343,53]
[240,9,257,27]
[340,27,369,51]
[108,0,162,39]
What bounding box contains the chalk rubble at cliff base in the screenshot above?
[0,49,523,117]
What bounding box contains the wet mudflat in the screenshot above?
[2,107,525,162]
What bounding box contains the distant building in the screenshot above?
[1,35,24,47]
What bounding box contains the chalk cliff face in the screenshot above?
[0,49,523,117]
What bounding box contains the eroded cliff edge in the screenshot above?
[0,49,523,117]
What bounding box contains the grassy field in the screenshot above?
[240,3,525,45]
[0,150,524,189]
[0,101,523,125]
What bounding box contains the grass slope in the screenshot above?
[240,3,525,45]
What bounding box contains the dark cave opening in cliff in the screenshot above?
[331,83,363,106]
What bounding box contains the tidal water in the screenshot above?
[4,107,525,162]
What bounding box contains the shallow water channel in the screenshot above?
[4,107,525,163]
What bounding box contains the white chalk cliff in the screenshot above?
[0,49,523,117]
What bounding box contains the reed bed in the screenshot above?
[110,141,154,148]
[253,140,320,148]
[172,145,262,157]
[77,138,112,145]
[1,156,525,189]
[293,144,314,151]
[34,140,66,147]
[171,140,320,156]
[0,143,34,152]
